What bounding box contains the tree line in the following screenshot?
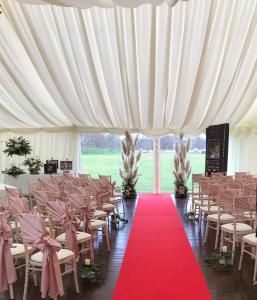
[80,133,206,150]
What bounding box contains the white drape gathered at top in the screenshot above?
[12,0,188,8]
[1,0,257,135]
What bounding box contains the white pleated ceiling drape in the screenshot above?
[1,0,257,135]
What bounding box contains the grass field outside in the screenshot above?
[80,148,205,192]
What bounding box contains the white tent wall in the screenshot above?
[227,129,257,176]
[0,130,79,180]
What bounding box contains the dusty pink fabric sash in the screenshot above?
[19,213,64,299]
[47,201,79,260]
[34,234,64,299]
[0,214,17,292]
[67,194,94,233]
[7,197,29,216]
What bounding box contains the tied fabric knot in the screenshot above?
[0,224,12,244]
[34,233,62,252]
[81,206,94,233]
[33,233,64,299]
[61,215,79,260]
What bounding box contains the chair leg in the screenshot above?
[231,234,236,265]
[32,271,38,286]
[204,220,209,243]
[104,225,110,252]
[220,229,224,251]
[239,240,245,270]
[253,247,257,284]
[23,261,29,300]
[198,210,202,233]
[215,223,220,249]
[73,259,80,294]
[89,239,94,263]
[9,283,14,299]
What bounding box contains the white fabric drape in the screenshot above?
[227,128,257,175]
[0,130,79,181]
[13,0,188,8]
[1,0,257,135]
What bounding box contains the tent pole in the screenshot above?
[153,138,160,194]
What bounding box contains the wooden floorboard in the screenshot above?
[1,195,257,299]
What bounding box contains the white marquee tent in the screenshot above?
[1,0,257,179]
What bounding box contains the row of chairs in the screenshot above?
[189,172,257,284]
[0,173,123,300]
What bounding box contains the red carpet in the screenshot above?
[113,193,211,300]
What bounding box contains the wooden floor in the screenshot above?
[1,196,257,300]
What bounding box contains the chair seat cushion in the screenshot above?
[10,243,32,256]
[91,219,107,229]
[195,200,214,206]
[102,203,115,210]
[242,233,257,244]
[200,206,219,213]
[56,231,91,243]
[243,211,256,218]
[113,192,122,197]
[94,210,107,218]
[207,213,233,222]
[31,248,74,263]
[221,223,252,232]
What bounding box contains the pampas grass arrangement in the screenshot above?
[173,134,191,198]
[119,131,142,199]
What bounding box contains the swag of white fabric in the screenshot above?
[12,0,188,8]
[1,0,257,135]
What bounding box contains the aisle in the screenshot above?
[113,193,211,300]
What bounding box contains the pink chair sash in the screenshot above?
[0,213,17,292]
[46,201,79,260]
[68,194,94,233]
[5,187,19,200]
[19,213,64,299]
[7,197,29,216]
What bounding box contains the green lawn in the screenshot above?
[80,149,205,192]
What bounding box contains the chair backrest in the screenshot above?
[7,196,29,216]
[46,201,79,258]
[5,187,20,201]
[19,213,64,299]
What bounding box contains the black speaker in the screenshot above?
[205,124,229,176]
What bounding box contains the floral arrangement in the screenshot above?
[2,166,25,178]
[173,134,191,198]
[3,136,32,157]
[23,157,43,174]
[80,259,103,285]
[119,131,142,200]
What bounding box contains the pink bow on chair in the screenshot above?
[34,233,64,299]
[0,214,17,293]
[19,213,64,299]
[47,201,79,260]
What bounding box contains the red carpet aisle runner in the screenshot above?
[113,193,211,300]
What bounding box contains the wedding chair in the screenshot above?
[46,201,94,261]
[68,193,110,252]
[239,229,257,285]
[27,181,40,209]
[220,195,255,264]
[204,190,235,248]
[5,187,20,203]
[19,213,79,300]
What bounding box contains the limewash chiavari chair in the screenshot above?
[220,195,255,264]
[204,189,237,249]
[46,201,94,262]
[19,213,79,300]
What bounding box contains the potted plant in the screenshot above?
[23,157,43,174]
[119,131,142,200]
[173,134,191,199]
